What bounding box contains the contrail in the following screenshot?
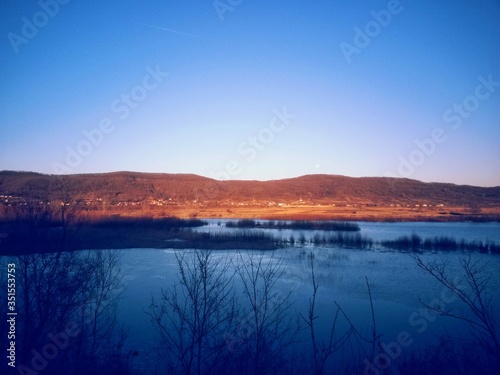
[135,23,217,42]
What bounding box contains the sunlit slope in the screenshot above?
[1,171,499,208]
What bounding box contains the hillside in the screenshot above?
[1,171,499,221]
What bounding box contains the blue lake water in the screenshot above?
[114,221,500,373]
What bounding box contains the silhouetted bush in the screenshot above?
[286,220,360,231]
[322,232,373,249]
[382,234,422,251]
[226,219,257,228]
[227,219,360,231]
[382,235,500,253]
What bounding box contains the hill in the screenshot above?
[1,171,499,221]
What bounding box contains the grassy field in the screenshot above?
[79,204,500,222]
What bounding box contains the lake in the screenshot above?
[113,221,500,373]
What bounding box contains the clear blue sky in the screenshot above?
[1,0,499,186]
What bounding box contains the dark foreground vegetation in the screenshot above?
[0,250,129,375]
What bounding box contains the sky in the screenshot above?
[1,0,499,186]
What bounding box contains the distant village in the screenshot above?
[0,194,446,210]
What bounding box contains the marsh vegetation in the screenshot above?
[226,219,360,231]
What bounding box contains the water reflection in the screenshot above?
[118,244,500,374]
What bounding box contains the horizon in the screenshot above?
[1,1,499,186]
